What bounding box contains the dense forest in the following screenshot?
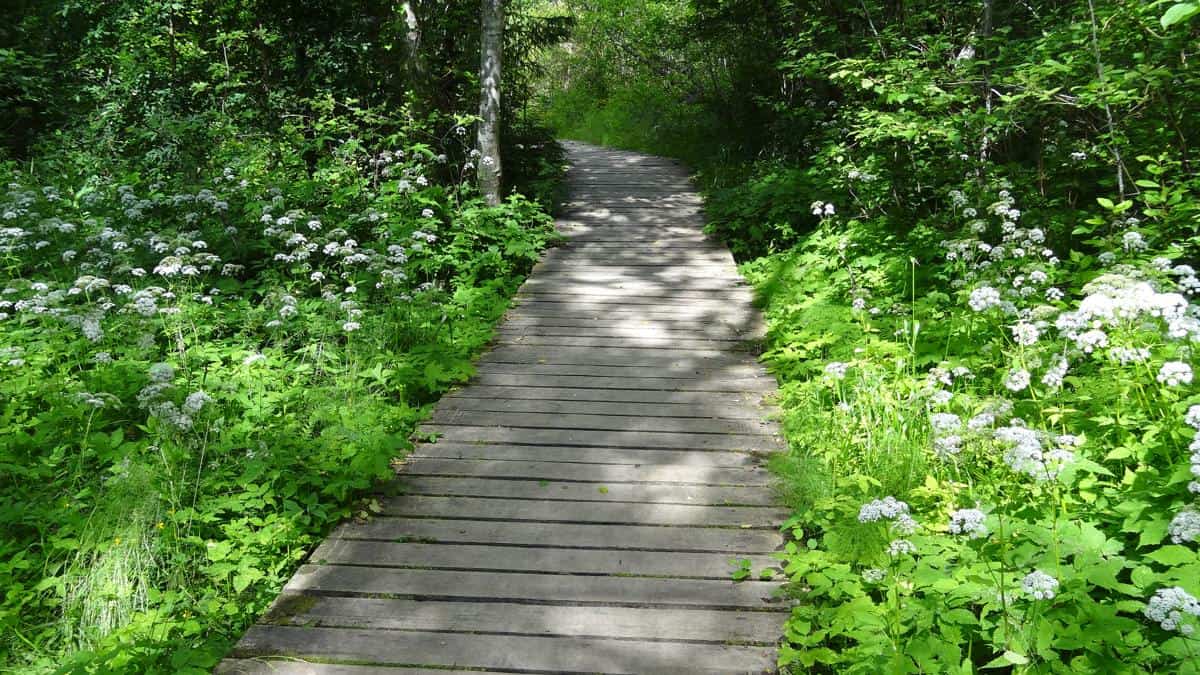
[3,0,1200,672]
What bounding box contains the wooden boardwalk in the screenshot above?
[217,142,787,674]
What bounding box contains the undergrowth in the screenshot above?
[0,110,564,673]
[539,0,1200,671]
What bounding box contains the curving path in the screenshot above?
[217,141,787,674]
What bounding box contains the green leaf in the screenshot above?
[983,651,1030,669]
[1161,3,1200,28]
[1147,546,1199,567]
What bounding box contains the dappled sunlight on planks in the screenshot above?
[218,140,787,674]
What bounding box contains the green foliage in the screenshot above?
[0,118,560,670]
[0,1,570,671]
[536,0,1200,671]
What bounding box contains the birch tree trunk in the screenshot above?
[478,0,503,206]
[401,2,428,92]
[977,0,993,166]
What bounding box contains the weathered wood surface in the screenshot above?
[220,141,787,674]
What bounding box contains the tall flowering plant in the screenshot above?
[770,181,1200,671]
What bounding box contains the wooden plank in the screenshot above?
[473,360,771,379]
[334,517,782,552]
[438,396,775,420]
[499,316,763,337]
[282,565,780,609]
[541,248,730,265]
[514,290,750,305]
[428,410,778,435]
[559,226,710,238]
[393,475,777,505]
[516,282,748,297]
[309,541,776,578]
[414,442,761,465]
[419,425,780,452]
[561,237,719,246]
[400,457,772,484]
[560,215,709,228]
[517,291,751,306]
[520,265,744,281]
[561,207,706,218]
[558,215,706,227]
[231,625,777,673]
[518,285,752,300]
[567,195,703,205]
[534,258,736,271]
[445,385,771,406]
[375,495,785,527]
[462,373,771,393]
[480,345,755,366]
[260,595,783,643]
[512,305,759,320]
[507,300,758,313]
[493,327,751,343]
[490,335,758,351]
[562,232,715,244]
[502,309,760,325]
[217,662,494,675]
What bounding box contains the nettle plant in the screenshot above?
[778,184,1200,672]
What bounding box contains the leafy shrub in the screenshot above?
[0,108,560,672]
[741,181,1200,671]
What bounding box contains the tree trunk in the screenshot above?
[401,2,428,96]
[478,0,503,206]
[1086,0,1127,200]
[978,0,993,167]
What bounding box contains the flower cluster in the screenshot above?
[824,361,849,381]
[947,508,988,539]
[1144,587,1200,635]
[810,200,836,217]
[929,412,963,458]
[1021,570,1059,601]
[1168,510,1200,545]
[858,496,910,523]
[994,423,1078,481]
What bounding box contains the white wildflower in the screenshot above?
[1186,405,1200,430]
[969,286,1002,312]
[183,391,213,414]
[1021,570,1059,600]
[1042,357,1069,389]
[1158,362,1194,387]
[948,508,988,539]
[1168,510,1200,544]
[1145,587,1200,634]
[862,568,886,583]
[1004,369,1031,392]
[1011,322,1040,346]
[858,496,909,523]
[930,413,962,434]
[824,362,849,380]
[148,362,175,383]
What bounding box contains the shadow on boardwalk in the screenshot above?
[216,141,788,674]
